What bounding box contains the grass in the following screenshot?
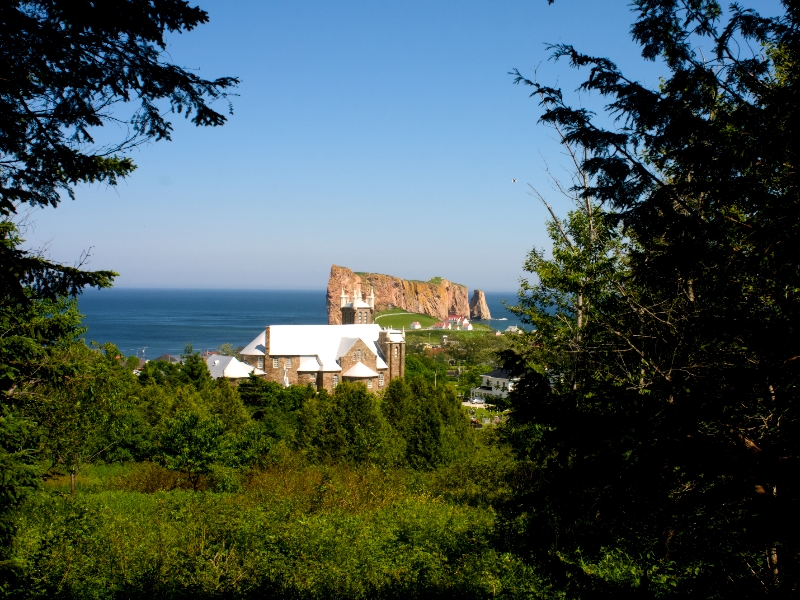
[405,329,494,345]
[374,310,439,329]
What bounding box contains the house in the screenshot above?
[206,355,265,381]
[431,320,451,330]
[505,325,523,334]
[470,368,518,400]
[240,324,405,392]
[154,354,183,364]
[409,321,422,330]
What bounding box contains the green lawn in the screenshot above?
[374,309,439,329]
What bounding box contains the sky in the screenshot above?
[19,0,783,292]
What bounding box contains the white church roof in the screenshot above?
[297,356,321,372]
[241,324,402,373]
[342,362,379,378]
[240,332,266,356]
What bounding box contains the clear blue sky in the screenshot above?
[20,0,782,292]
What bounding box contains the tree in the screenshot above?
[217,343,242,361]
[1,0,238,305]
[503,1,800,595]
[158,410,222,492]
[1,2,236,541]
[300,382,401,466]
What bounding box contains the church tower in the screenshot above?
[341,286,374,324]
[378,327,405,380]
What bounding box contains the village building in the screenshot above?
[409,321,422,330]
[240,323,405,392]
[470,368,518,401]
[206,355,265,381]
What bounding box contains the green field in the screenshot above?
[373,308,438,329]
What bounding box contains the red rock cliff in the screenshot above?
[326,265,470,324]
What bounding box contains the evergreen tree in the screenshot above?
[503,1,800,595]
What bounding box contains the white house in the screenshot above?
[470,368,518,400]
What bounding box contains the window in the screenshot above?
[257,357,264,369]
[379,373,384,386]
[273,358,279,369]
[394,347,398,357]
[286,357,292,368]
[333,375,338,388]
[356,350,361,361]
[368,379,372,389]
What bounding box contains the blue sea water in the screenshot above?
[76,288,525,359]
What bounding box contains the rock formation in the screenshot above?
[326,265,470,325]
[469,289,491,320]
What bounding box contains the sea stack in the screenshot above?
[469,289,491,320]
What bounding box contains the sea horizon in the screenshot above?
[76,287,525,360]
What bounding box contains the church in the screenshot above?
[240,286,405,392]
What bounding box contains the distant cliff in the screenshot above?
[469,290,491,320]
[326,265,470,325]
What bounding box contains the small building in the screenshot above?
[206,355,265,382]
[409,321,422,330]
[154,353,183,364]
[505,325,523,334]
[470,368,518,400]
[431,320,451,330]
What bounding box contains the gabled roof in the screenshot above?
[481,368,515,380]
[206,355,263,379]
[297,356,321,372]
[240,332,266,356]
[241,324,401,373]
[342,362,379,378]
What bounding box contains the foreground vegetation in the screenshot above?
[2,0,798,597]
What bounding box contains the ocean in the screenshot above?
[76,288,526,359]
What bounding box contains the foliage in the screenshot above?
[217,343,242,361]
[404,354,448,386]
[299,382,403,467]
[384,377,473,470]
[503,0,800,596]
[157,411,223,492]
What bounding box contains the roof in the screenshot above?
[297,356,321,372]
[206,355,263,379]
[481,368,514,380]
[240,332,266,356]
[342,362,379,378]
[241,324,404,373]
[154,353,183,364]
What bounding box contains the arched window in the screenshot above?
[357,350,361,361]
[333,375,339,388]
[394,347,398,357]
